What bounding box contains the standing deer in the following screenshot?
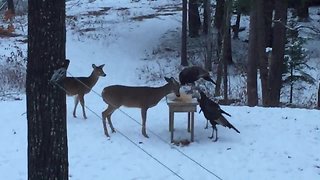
[61,64,106,119]
[101,77,180,138]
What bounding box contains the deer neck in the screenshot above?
[87,71,99,88]
[154,83,172,99]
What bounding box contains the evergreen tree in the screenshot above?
[283,19,315,104]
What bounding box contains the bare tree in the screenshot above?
[188,0,201,37]
[7,0,14,14]
[181,0,188,66]
[264,0,274,47]
[214,0,224,29]
[233,9,241,39]
[203,0,209,35]
[213,0,224,97]
[27,0,68,179]
[247,0,258,106]
[214,0,233,97]
[204,0,213,71]
[268,0,288,107]
[318,83,320,108]
[222,0,232,100]
[256,0,268,106]
[295,0,309,21]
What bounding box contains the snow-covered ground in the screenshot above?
[0,0,320,179]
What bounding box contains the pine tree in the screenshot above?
[283,19,315,104]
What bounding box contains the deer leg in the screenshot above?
[141,108,149,138]
[73,95,79,118]
[107,114,116,133]
[78,94,87,119]
[102,105,117,137]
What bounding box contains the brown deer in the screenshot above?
[61,64,106,119]
[101,77,180,138]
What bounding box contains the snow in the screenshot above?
[1,0,320,179]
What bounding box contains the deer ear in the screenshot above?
[100,64,105,68]
[164,77,170,82]
[92,64,97,68]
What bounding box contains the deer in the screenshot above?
[101,77,180,138]
[60,64,106,119]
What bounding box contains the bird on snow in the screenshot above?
[197,90,240,142]
[179,66,216,86]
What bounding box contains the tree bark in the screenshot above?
[247,0,258,106]
[224,26,233,65]
[203,0,209,35]
[232,10,241,39]
[27,0,68,179]
[181,0,188,66]
[268,0,288,107]
[222,0,232,100]
[7,0,15,14]
[264,0,273,47]
[213,0,223,96]
[214,59,223,97]
[256,0,268,106]
[188,0,201,37]
[204,0,212,71]
[318,83,320,108]
[296,0,309,21]
[214,0,224,29]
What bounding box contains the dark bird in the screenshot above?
[202,99,232,129]
[197,90,240,141]
[179,66,216,86]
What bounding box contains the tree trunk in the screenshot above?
[256,0,268,106]
[268,0,288,107]
[318,83,320,108]
[27,0,68,179]
[204,0,212,71]
[214,0,224,29]
[247,0,258,106]
[7,0,14,14]
[290,83,293,104]
[214,58,223,97]
[188,0,201,37]
[218,0,232,65]
[264,0,273,47]
[222,0,232,100]
[224,26,233,65]
[203,0,209,35]
[232,10,241,39]
[296,1,309,21]
[213,0,225,97]
[181,0,188,66]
